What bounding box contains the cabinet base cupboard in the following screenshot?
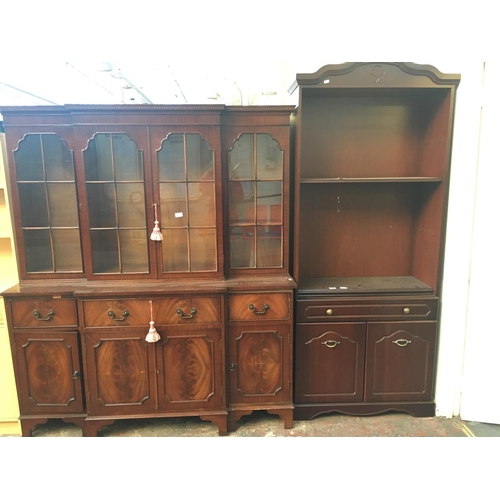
[0,104,296,436]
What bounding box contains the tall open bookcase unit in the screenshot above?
[290,63,460,418]
[0,104,296,436]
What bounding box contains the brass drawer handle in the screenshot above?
[33,309,55,321]
[392,339,411,347]
[326,308,334,316]
[321,340,340,348]
[108,310,130,321]
[403,307,410,314]
[176,307,197,320]
[248,303,269,315]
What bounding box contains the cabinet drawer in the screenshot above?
[82,296,221,327]
[10,299,78,328]
[297,297,438,322]
[228,293,291,321]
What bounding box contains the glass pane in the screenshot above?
[87,184,116,228]
[47,184,79,227]
[52,229,83,272]
[162,228,189,272]
[120,229,149,273]
[113,134,143,182]
[256,134,283,180]
[116,183,146,227]
[186,134,213,181]
[43,135,75,181]
[257,181,282,224]
[229,181,254,224]
[229,227,255,268]
[228,134,253,180]
[188,182,215,227]
[18,184,49,227]
[159,183,187,228]
[190,228,217,271]
[158,134,185,181]
[14,134,44,181]
[257,226,282,268]
[90,230,119,274]
[23,229,53,272]
[84,134,113,181]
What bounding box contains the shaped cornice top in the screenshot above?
[288,62,461,94]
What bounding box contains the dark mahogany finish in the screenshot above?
[291,63,460,420]
[0,104,295,436]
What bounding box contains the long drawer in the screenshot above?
[82,296,222,327]
[296,296,438,322]
[9,298,78,328]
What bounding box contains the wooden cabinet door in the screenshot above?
[83,330,158,415]
[228,324,291,404]
[295,323,366,404]
[13,331,84,414]
[156,327,224,412]
[365,322,437,402]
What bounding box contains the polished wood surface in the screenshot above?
[82,296,221,327]
[365,321,437,402]
[295,322,365,403]
[12,331,84,414]
[228,292,290,321]
[10,298,78,328]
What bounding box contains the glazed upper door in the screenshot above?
[150,128,223,278]
[80,130,155,278]
[11,132,84,279]
[227,133,284,270]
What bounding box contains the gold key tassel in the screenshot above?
[145,300,160,343]
[150,203,163,241]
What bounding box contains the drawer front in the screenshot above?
[297,297,438,322]
[10,299,78,328]
[82,296,221,327]
[229,293,291,321]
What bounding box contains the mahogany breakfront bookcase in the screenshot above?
[0,62,460,436]
[0,104,295,436]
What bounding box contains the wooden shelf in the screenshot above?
[297,276,434,296]
[300,177,443,184]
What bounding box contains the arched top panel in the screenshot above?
[289,62,461,94]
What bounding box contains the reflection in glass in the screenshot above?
[43,135,75,181]
[228,134,284,269]
[84,133,148,274]
[120,230,149,273]
[15,134,82,273]
[52,229,83,272]
[157,133,217,273]
[158,134,185,181]
[48,184,79,227]
[23,229,53,273]
[18,184,49,227]
[162,228,189,272]
[159,183,187,228]
[14,134,44,181]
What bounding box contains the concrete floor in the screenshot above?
[21,411,500,437]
